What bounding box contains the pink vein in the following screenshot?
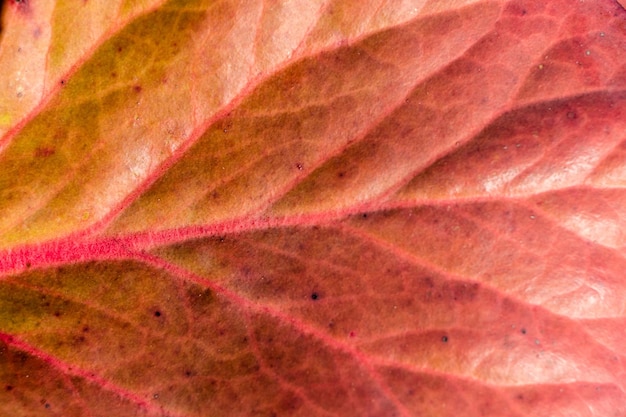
[1,187,614,277]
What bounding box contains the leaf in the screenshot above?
[1,0,626,416]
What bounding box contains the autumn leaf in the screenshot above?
[1,0,626,416]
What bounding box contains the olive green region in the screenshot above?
[47,0,119,81]
[106,1,500,234]
[105,40,400,233]
[0,2,208,248]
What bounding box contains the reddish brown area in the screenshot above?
[34,147,55,157]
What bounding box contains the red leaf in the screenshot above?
[1,1,626,416]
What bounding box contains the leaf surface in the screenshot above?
[1,1,626,416]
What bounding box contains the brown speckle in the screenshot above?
[35,147,55,158]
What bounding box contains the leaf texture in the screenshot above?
[1,0,626,416]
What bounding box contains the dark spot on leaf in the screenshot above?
[361,213,368,218]
[82,326,89,332]
[15,351,27,363]
[111,72,117,78]
[133,85,142,93]
[35,147,55,158]
[296,163,303,170]
[154,311,161,317]
[184,370,192,377]
[349,331,356,338]
[521,328,527,334]
[338,171,345,178]
[60,80,65,86]
[11,0,30,14]
[421,276,435,289]
[441,335,449,343]
[117,46,123,52]
[53,311,61,317]
[5,385,13,391]
[25,262,31,268]
[505,3,528,17]
[450,282,479,302]
[310,292,319,300]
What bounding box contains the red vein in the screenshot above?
[134,252,414,417]
[2,185,622,277]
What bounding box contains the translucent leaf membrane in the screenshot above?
[0,0,625,415]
